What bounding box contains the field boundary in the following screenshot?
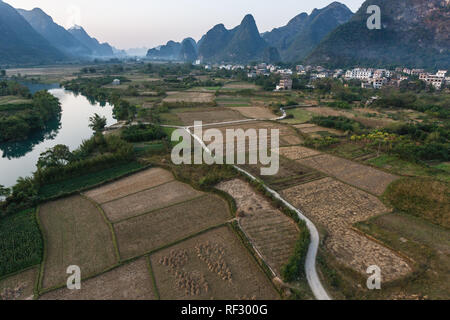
[81,195,122,262]
[111,194,209,224]
[96,179,176,206]
[146,256,160,300]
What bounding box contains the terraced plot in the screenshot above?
[298,153,398,195]
[177,109,246,126]
[229,106,276,120]
[163,92,214,103]
[40,258,156,300]
[294,123,344,136]
[278,146,321,161]
[84,167,174,204]
[150,226,279,300]
[281,178,411,281]
[240,156,323,191]
[101,180,203,222]
[217,179,298,276]
[0,267,38,300]
[114,195,231,259]
[39,196,118,290]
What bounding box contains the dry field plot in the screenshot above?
[294,123,344,136]
[223,82,260,90]
[40,258,156,300]
[39,196,118,290]
[177,109,246,126]
[217,179,298,276]
[298,154,398,195]
[0,267,38,300]
[163,92,215,103]
[281,178,411,281]
[212,121,302,147]
[114,195,231,259]
[240,156,323,191]
[101,180,203,222]
[229,106,276,120]
[84,168,174,204]
[278,146,322,160]
[150,226,279,300]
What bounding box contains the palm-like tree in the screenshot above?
[89,113,107,134]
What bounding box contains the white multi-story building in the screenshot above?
[419,73,445,89]
[345,68,374,80]
[436,70,448,78]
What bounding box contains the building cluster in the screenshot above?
[418,70,448,89]
[201,62,448,91]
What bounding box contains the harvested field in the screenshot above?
[280,135,303,146]
[295,124,344,136]
[229,106,276,120]
[102,180,203,222]
[40,258,156,300]
[84,168,174,204]
[278,146,321,160]
[114,195,231,259]
[223,82,260,90]
[163,92,214,103]
[177,109,246,126]
[39,196,118,290]
[240,156,323,191]
[217,179,299,275]
[150,226,279,300]
[0,267,37,300]
[305,107,353,118]
[212,121,300,147]
[298,154,398,195]
[281,178,411,281]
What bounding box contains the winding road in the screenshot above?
[106,106,332,299]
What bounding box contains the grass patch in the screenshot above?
[384,178,449,228]
[38,162,145,199]
[0,209,43,278]
[368,155,450,182]
[281,108,313,124]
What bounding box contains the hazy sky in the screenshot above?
[6,0,365,49]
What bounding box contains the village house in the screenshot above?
[276,77,293,91]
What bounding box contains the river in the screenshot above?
[0,85,116,188]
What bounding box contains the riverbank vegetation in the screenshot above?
[0,81,61,142]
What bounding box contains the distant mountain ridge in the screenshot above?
[17,8,92,58]
[263,2,353,62]
[68,25,114,57]
[146,38,198,61]
[306,0,450,69]
[0,0,66,65]
[198,14,279,63]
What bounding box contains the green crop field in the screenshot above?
[0,209,43,278]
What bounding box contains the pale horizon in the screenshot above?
[4,0,364,50]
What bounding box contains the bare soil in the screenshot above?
[84,168,174,204]
[114,195,231,259]
[40,258,156,300]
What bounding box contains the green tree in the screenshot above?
[0,70,6,77]
[0,185,10,197]
[37,144,73,169]
[89,113,107,134]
